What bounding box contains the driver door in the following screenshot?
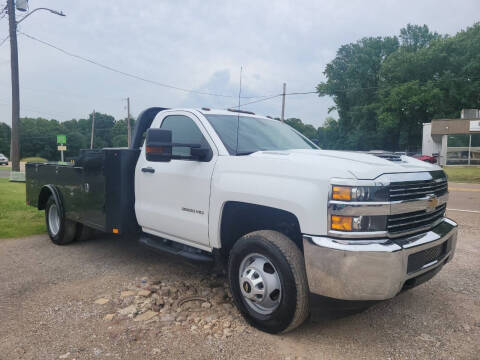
[135,112,217,249]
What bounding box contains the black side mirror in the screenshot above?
[145,128,173,162]
[191,147,212,161]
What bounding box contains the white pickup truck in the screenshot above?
[26,107,458,333]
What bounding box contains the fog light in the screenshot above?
[331,215,353,231]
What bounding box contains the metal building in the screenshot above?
[422,109,480,166]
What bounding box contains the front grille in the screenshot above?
[407,240,450,273]
[388,203,446,235]
[389,179,448,201]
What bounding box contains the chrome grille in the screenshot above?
[389,179,448,201]
[388,203,446,235]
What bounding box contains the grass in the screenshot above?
[444,166,480,184]
[20,157,47,163]
[0,178,45,239]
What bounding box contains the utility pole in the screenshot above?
[126,97,131,147]
[90,110,95,149]
[6,1,64,174]
[7,0,20,172]
[281,83,286,122]
[468,133,472,166]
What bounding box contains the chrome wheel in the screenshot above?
[239,253,282,315]
[48,203,60,236]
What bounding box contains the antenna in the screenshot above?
[238,66,243,109]
[235,66,243,154]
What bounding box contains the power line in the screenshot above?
[231,90,318,108]
[0,34,9,47]
[0,3,7,20]
[231,94,282,108]
[234,73,478,109]
[18,31,264,100]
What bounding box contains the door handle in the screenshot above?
[141,167,155,173]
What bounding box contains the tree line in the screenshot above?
[0,113,133,160]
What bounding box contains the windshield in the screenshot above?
[205,115,317,155]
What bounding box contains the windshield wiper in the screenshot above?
[236,151,257,156]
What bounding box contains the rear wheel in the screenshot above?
[75,223,93,242]
[45,197,76,245]
[228,230,309,333]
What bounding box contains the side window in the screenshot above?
[160,115,210,158]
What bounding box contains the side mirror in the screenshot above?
[191,147,212,161]
[145,128,172,162]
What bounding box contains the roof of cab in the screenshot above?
[196,108,272,120]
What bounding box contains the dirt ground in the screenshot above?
[0,194,479,359]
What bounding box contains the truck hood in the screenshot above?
[251,149,441,180]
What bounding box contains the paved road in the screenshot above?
[448,182,480,213]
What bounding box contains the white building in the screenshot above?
[422,109,480,166]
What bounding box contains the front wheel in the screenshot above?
[45,197,76,245]
[228,230,309,333]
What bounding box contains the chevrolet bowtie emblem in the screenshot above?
[426,195,439,212]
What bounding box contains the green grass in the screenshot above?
[0,178,46,238]
[20,157,47,163]
[444,166,480,184]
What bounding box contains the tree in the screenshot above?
[284,118,318,141]
[0,123,11,156]
[0,110,130,161]
[399,24,441,52]
[317,117,341,149]
[317,35,399,150]
[317,22,480,151]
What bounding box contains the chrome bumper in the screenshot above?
[303,218,458,301]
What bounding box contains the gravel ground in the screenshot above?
[0,211,479,360]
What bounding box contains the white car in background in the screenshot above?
[0,153,8,165]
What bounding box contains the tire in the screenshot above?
[228,230,309,333]
[75,223,93,242]
[45,196,76,245]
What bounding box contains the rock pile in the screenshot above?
[94,276,248,339]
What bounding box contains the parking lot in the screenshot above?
[0,184,479,360]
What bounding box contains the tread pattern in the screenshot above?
[243,230,310,332]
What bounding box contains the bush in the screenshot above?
[21,157,48,163]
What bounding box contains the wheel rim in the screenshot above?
[238,253,282,315]
[48,204,60,236]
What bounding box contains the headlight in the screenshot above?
[331,185,388,202]
[331,215,387,232]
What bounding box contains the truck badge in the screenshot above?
[426,195,438,212]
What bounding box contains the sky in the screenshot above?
[0,0,479,128]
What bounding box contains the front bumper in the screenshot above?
[303,218,457,301]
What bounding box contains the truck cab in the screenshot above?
[26,107,458,334]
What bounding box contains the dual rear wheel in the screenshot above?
[45,196,92,245]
